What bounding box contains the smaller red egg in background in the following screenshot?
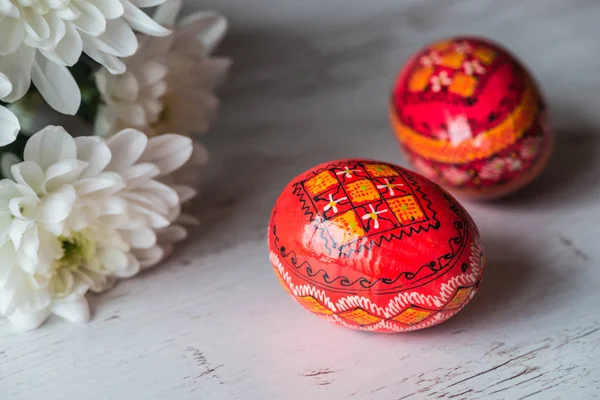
[268,159,484,333]
[389,36,554,199]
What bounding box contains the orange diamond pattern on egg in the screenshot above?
[365,164,399,178]
[328,210,365,244]
[344,179,380,203]
[409,67,434,92]
[338,308,382,325]
[305,170,338,196]
[444,287,474,310]
[387,195,425,224]
[448,73,478,97]
[391,307,433,325]
[439,52,465,69]
[297,296,333,315]
[473,46,496,65]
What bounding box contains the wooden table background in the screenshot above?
[2,0,600,399]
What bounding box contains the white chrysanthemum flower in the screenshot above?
[94,0,230,137]
[0,125,193,330]
[0,0,171,115]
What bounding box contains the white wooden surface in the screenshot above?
[2,1,600,399]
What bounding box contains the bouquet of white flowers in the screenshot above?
[0,0,230,330]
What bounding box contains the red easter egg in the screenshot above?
[390,36,553,199]
[268,159,484,333]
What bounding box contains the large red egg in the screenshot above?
[268,159,484,333]
[390,36,553,199]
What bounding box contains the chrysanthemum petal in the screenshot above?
[37,184,76,224]
[132,0,167,10]
[0,17,26,55]
[0,242,18,288]
[31,53,81,115]
[22,7,50,42]
[141,134,193,176]
[7,307,50,330]
[0,106,20,146]
[31,13,66,50]
[134,246,163,269]
[75,136,112,178]
[24,125,77,170]
[0,1,20,18]
[42,159,88,193]
[151,0,179,25]
[117,253,140,278]
[122,1,170,37]
[8,219,30,249]
[86,18,138,57]
[172,184,196,203]
[106,128,147,171]
[83,40,126,74]
[178,11,228,55]
[71,0,106,36]
[89,0,124,19]
[50,297,90,323]
[12,161,45,193]
[120,227,156,249]
[121,162,160,186]
[107,71,139,101]
[0,44,34,102]
[74,174,123,196]
[40,22,82,66]
[156,224,187,243]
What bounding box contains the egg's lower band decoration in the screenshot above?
[268,159,484,333]
[390,36,554,199]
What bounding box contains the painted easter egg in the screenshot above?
[268,159,484,333]
[390,36,553,199]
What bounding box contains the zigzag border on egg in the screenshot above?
[269,237,484,332]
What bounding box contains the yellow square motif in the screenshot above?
[448,73,478,97]
[305,171,338,196]
[391,307,432,325]
[297,296,333,315]
[388,195,424,224]
[439,52,465,69]
[338,308,381,325]
[409,67,434,92]
[364,164,399,178]
[445,287,474,310]
[345,180,380,203]
[473,46,496,65]
[328,210,365,244]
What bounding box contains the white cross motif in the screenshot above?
[323,193,348,213]
[420,51,441,67]
[507,158,522,172]
[361,204,389,229]
[463,60,485,75]
[376,178,404,196]
[430,71,452,92]
[336,166,359,178]
[454,41,473,54]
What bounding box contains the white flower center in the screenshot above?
[50,229,97,298]
[55,229,96,272]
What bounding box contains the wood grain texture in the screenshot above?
[2,0,600,398]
